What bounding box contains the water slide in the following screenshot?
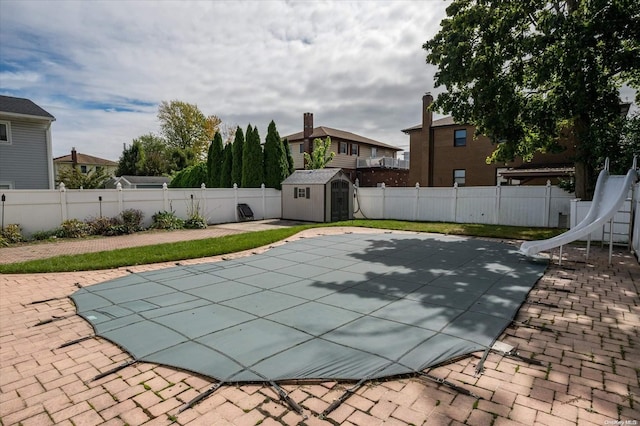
[519,158,638,257]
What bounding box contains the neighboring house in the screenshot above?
[402,93,576,187]
[0,95,56,189]
[105,175,171,189]
[282,113,407,186]
[53,148,118,183]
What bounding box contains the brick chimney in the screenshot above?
[409,93,434,187]
[71,147,78,165]
[303,112,314,156]
[422,92,433,131]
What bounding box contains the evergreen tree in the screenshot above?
[283,138,295,175]
[206,132,224,188]
[231,126,244,187]
[220,142,233,188]
[242,125,264,188]
[263,120,289,189]
[116,140,144,176]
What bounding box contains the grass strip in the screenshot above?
[0,220,564,274]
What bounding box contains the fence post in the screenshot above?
[261,183,266,219]
[569,198,579,228]
[452,182,458,222]
[544,180,551,227]
[162,183,169,211]
[381,183,386,219]
[200,183,207,219]
[234,183,239,222]
[59,182,68,222]
[117,182,123,214]
[414,182,420,221]
[494,182,501,225]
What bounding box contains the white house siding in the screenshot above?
[0,120,51,189]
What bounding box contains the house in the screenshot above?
[402,93,576,187]
[281,169,353,222]
[0,95,56,189]
[53,148,118,183]
[283,113,408,186]
[105,175,171,189]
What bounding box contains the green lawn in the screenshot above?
[0,220,565,274]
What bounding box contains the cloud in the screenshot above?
[1,0,450,160]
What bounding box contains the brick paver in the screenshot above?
[1,224,639,425]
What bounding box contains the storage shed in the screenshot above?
[281,169,353,222]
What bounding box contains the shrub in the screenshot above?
[31,229,59,241]
[0,235,7,247]
[58,219,91,238]
[87,216,117,236]
[184,215,207,229]
[151,211,184,230]
[120,209,144,234]
[1,224,23,244]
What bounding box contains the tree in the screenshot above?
[231,126,245,187]
[424,0,640,199]
[206,132,224,188]
[116,140,144,176]
[242,125,264,187]
[283,138,295,175]
[220,142,233,188]
[263,120,289,189]
[304,136,335,169]
[135,134,171,176]
[157,100,221,161]
[169,163,207,188]
[56,166,110,189]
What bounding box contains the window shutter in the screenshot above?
[305,187,310,199]
[294,187,298,199]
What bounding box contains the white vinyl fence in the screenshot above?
[0,184,281,237]
[355,182,574,228]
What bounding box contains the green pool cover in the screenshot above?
[71,233,547,383]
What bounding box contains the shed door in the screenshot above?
[331,180,350,221]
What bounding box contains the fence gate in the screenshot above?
[331,180,350,221]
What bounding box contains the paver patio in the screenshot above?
[1,226,638,425]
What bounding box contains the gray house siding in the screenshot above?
[0,120,51,189]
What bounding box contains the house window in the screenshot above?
[80,165,88,173]
[351,143,359,156]
[0,121,11,145]
[453,169,466,186]
[371,147,377,158]
[339,142,348,154]
[454,129,467,147]
[299,143,304,153]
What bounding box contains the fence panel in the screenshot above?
[415,188,455,222]
[0,190,63,234]
[455,187,497,224]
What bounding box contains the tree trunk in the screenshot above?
[574,160,589,200]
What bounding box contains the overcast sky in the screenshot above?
[1,0,453,161]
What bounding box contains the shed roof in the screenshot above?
[284,126,401,151]
[0,95,55,120]
[281,169,345,185]
[118,175,171,185]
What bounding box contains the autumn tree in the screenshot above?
[263,120,290,189]
[424,0,640,199]
[304,137,335,169]
[206,132,224,188]
[231,126,245,187]
[157,100,221,162]
[242,125,264,187]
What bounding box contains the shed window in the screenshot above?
[454,129,467,147]
[339,142,348,154]
[293,187,310,199]
[0,121,11,145]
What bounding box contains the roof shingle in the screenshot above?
[0,95,55,120]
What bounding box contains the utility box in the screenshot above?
[281,169,353,222]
